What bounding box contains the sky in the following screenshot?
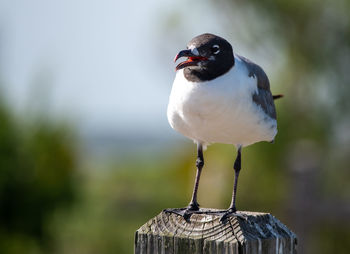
[0,0,282,142]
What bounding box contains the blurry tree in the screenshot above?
[0,97,79,254]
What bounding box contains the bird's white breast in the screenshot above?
[167,56,277,147]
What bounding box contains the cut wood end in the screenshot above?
[135,209,297,254]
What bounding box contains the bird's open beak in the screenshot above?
[174,49,208,71]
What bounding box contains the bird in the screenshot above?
[166,33,282,222]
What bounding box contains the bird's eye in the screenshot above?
[211,45,220,54]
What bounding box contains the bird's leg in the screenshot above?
[165,145,247,223]
[230,146,241,212]
[220,146,246,223]
[191,147,246,222]
[188,143,204,210]
[164,143,204,221]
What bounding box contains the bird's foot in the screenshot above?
[164,203,200,222]
[218,208,248,223]
[212,208,248,224]
[186,208,248,223]
[164,206,248,223]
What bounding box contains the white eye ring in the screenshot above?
[212,45,220,54]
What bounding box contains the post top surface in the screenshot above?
[137,209,296,242]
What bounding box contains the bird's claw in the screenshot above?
[164,207,199,222]
[219,209,248,223]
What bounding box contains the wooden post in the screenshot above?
[135,209,297,254]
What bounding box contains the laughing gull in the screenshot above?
[166,33,282,222]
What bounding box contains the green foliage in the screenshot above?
[50,150,192,254]
[0,101,78,254]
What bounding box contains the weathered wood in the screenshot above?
[135,209,297,254]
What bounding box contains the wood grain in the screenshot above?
[135,209,297,254]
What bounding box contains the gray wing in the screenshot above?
[237,55,276,120]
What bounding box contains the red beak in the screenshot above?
[174,49,208,71]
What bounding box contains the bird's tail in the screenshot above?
[273,94,284,100]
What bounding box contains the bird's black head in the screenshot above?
[174,33,235,82]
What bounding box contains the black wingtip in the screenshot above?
[273,94,284,100]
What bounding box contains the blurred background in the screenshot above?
[0,0,349,253]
